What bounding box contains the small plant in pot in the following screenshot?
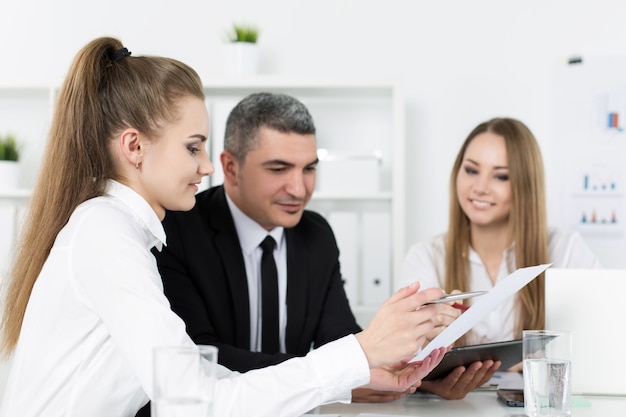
[0,133,20,162]
[0,133,22,189]
[227,24,259,44]
[224,23,260,75]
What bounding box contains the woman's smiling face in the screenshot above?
[455,131,512,230]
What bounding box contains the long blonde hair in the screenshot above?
[445,117,548,343]
[1,37,204,356]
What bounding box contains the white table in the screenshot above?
[308,390,626,416]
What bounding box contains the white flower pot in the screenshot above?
[0,160,20,189]
[224,42,258,76]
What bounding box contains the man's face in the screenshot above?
[223,127,318,230]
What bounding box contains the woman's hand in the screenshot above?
[355,283,444,368]
[425,301,463,343]
[507,361,522,372]
[418,359,501,399]
[362,347,449,394]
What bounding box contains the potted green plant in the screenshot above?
[224,23,260,75]
[0,133,22,189]
[228,24,259,44]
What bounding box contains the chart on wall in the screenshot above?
[552,56,626,267]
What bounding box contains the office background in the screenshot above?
[2,0,626,396]
[3,0,626,259]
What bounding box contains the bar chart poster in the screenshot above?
[596,91,626,137]
[552,56,626,267]
[573,166,622,232]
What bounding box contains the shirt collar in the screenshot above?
[467,241,515,264]
[104,180,167,251]
[225,192,284,255]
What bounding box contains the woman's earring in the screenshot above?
[135,160,140,170]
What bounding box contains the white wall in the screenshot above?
[2,0,626,394]
[3,0,626,251]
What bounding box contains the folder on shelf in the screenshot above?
[206,99,239,187]
[361,212,391,306]
[0,206,18,275]
[327,211,359,306]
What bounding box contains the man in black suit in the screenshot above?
[154,92,410,403]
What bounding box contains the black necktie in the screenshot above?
[260,236,279,353]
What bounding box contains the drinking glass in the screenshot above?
[152,345,218,417]
[523,330,572,417]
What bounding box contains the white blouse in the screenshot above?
[397,228,601,345]
[0,180,369,417]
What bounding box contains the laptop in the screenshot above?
[545,268,626,396]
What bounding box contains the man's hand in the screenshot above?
[351,387,410,403]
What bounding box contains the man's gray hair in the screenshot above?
[224,92,316,162]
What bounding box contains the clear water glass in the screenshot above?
[152,345,218,417]
[523,330,572,417]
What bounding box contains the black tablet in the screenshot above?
[422,339,522,381]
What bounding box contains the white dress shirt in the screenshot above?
[397,228,601,345]
[225,194,287,353]
[0,180,369,417]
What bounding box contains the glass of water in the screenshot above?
[152,345,218,417]
[523,330,572,417]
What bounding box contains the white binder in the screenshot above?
[205,99,239,189]
[360,212,391,306]
[326,211,359,306]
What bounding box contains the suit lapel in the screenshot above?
[284,227,308,352]
[206,187,252,348]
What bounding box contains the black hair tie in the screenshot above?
[109,47,131,62]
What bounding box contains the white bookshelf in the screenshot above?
[0,84,53,285]
[0,189,32,204]
[0,77,406,326]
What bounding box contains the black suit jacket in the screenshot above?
[155,185,361,372]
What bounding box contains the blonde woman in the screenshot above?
[0,37,446,417]
[398,117,600,399]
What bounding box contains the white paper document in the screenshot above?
[412,263,551,362]
[482,370,524,390]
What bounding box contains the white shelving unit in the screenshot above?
[0,86,55,282]
[0,77,406,326]
[0,189,32,204]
